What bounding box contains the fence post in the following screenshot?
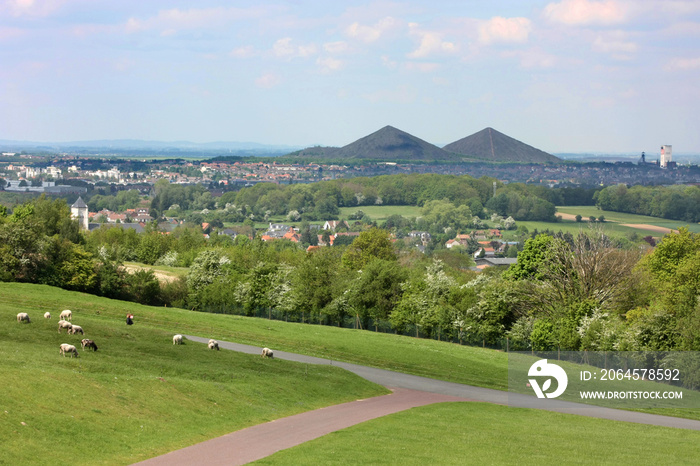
[506,337,509,353]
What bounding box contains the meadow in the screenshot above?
[1,283,386,465]
[4,282,700,464]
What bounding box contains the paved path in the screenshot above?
[134,335,700,465]
[133,388,471,466]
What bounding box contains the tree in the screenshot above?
[346,259,407,324]
[503,234,554,281]
[575,214,582,222]
[341,228,396,270]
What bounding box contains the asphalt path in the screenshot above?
[183,335,700,431]
[133,335,700,465]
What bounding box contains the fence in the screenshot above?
[200,303,509,351]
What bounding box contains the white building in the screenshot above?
[71,197,89,231]
[660,145,672,168]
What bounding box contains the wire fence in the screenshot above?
[199,303,510,352]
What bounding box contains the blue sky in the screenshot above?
[1,0,699,154]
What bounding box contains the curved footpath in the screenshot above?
[134,336,700,465]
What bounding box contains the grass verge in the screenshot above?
[252,402,700,465]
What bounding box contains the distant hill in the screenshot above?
[443,127,560,163]
[292,126,464,162]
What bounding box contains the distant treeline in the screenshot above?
[163,174,598,222]
[595,184,700,223]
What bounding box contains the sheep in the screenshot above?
[44,312,51,319]
[261,347,274,358]
[69,325,84,335]
[173,334,183,345]
[208,339,219,351]
[16,312,31,323]
[81,339,98,351]
[59,310,72,321]
[59,343,79,358]
[58,320,73,333]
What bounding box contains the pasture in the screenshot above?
[0,283,385,465]
[4,282,700,464]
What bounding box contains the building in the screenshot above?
[71,197,89,230]
[660,145,672,168]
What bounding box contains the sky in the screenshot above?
[1,0,699,154]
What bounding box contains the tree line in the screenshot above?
[2,194,699,355]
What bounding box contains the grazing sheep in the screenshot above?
[16,312,31,323]
[261,347,274,358]
[44,312,51,319]
[58,320,73,333]
[59,310,72,321]
[69,325,84,335]
[59,343,79,358]
[173,334,183,345]
[208,339,219,351]
[81,339,98,351]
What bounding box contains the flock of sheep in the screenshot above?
[17,309,96,358]
[17,310,274,359]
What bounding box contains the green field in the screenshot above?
[339,205,423,220]
[4,282,700,464]
[1,283,386,465]
[254,402,700,465]
[556,206,700,233]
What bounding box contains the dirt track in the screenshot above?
[620,224,678,234]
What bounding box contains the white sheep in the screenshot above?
[261,347,274,358]
[58,320,73,333]
[69,325,84,335]
[44,312,51,319]
[173,334,183,345]
[16,312,31,323]
[59,310,72,321]
[208,339,219,351]
[59,343,79,358]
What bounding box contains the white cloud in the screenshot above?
[502,49,558,68]
[665,57,700,71]
[381,55,398,69]
[272,37,317,59]
[345,16,398,43]
[255,73,281,88]
[230,46,256,59]
[407,23,456,58]
[323,41,350,54]
[543,0,628,26]
[592,34,637,59]
[317,57,343,73]
[124,6,271,34]
[478,17,532,44]
[1,0,68,17]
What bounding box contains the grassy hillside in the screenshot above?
[254,403,700,465]
[1,284,386,465]
[4,282,700,464]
